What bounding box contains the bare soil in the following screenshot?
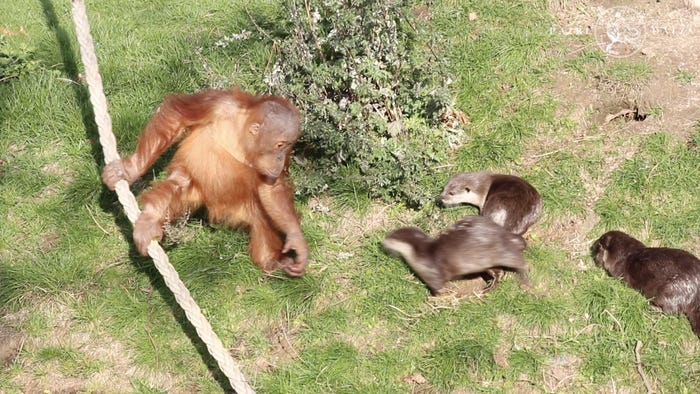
[530,0,700,260]
[550,0,700,139]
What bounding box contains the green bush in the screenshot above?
[0,35,39,83]
[265,0,461,207]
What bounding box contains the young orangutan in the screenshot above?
[102,88,308,276]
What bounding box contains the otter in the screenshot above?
[440,171,542,236]
[383,215,530,295]
[592,230,700,337]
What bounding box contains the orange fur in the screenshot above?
[102,88,308,276]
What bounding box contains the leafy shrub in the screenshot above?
[0,35,39,83]
[264,0,463,207]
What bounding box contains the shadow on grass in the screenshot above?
[39,0,236,391]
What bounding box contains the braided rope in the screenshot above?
[70,1,254,392]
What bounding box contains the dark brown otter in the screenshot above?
[383,216,530,295]
[592,230,700,337]
[440,171,542,236]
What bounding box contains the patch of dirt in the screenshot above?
[0,318,24,367]
[39,228,60,253]
[543,354,582,392]
[427,276,491,307]
[400,371,428,385]
[308,196,424,243]
[10,302,180,393]
[39,162,74,198]
[537,211,600,265]
[338,320,400,353]
[162,209,203,247]
[252,321,301,371]
[308,191,499,309]
[681,234,700,256]
[3,214,61,258]
[19,374,86,394]
[530,0,700,260]
[311,272,354,312]
[334,203,397,241]
[492,313,518,369]
[547,0,700,141]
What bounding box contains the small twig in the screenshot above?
[244,7,271,40]
[530,149,563,159]
[280,309,300,358]
[603,309,623,332]
[432,163,456,170]
[303,0,325,62]
[326,295,351,309]
[56,77,80,85]
[604,109,634,124]
[280,328,298,358]
[635,340,654,393]
[388,304,425,319]
[263,41,280,84]
[12,336,26,365]
[574,135,602,142]
[263,272,289,280]
[565,44,589,58]
[194,46,218,88]
[85,204,109,235]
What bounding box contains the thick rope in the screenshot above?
[70,1,254,392]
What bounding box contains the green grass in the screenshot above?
[2,0,700,392]
[601,60,654,86]
[437,1,557,170]
[596,131,700,245]
[673,69,695,85]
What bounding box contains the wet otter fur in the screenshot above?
[592,230,700,337]
[440,171,542,236]
[383,216,530,295]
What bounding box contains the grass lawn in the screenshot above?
[1,0,699,392]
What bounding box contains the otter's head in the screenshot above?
[384,227,446,294]
[440,171,490,208]
[383,227,431,260]
[591,231,646,276]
